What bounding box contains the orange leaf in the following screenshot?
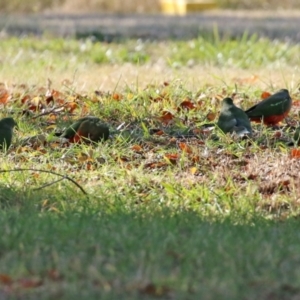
[261,91,271,99]
[0,88,9,104]
[159,111,174,124]
[112,93,122,101]
[164,153,179,164]
[131,144,143,152]
[179,142,192,154]
[0,274,13,285]
[66,102,78,113]
[291,148,300,158]
[206,112,217,121]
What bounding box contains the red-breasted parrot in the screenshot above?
[245,89,292,125]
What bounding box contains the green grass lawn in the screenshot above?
[0,34,300,299]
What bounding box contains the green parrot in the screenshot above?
[61,116,109,143]
[217,98,252,137]
[245,89,292,125]
[0,117,17,150]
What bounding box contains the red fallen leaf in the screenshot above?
[0,274,13,285]
[261,91,271,99]
[154,130,164,136]
[17,278,43,289]
[159,111,174,124]
[131,144,143,152]
[273,131,282,138]
[206,112,217,121]
[21,94,31,104]
[291,148,300,158]
[178,99,196,110]
[0,88,9,104]
[179,142,192,154]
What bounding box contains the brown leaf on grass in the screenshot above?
[164,153,179,164]
[159,111,174,124]
[273,131,282,138]
[0,274,13,285]
[0,88,9,104]
[179,142,192,154]
[178,98,196,111]
[65,102,78,113]
[206,111,217,121]
[131,144,143,152]
[22,95,44,112]
[154,130,164,136]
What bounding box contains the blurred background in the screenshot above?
[1,0,300,13]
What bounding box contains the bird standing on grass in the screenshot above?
[61,116,109,143]
[245,89,292,126]
[0,117,17,150]
[217,98,252,137]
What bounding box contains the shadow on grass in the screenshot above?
[1,202,300,299]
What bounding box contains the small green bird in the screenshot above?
[0,117,17,150]
[61,116,109,143]
[217,98,252,137]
